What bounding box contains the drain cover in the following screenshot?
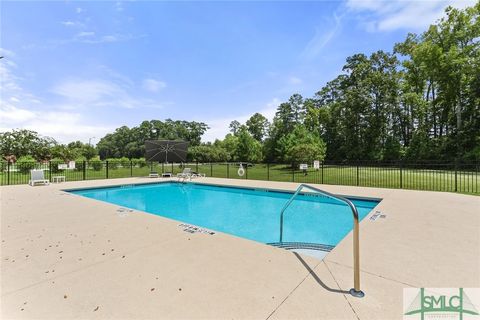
[178,223,215,235]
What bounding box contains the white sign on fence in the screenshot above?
[58,164,68,170]
[299,164,308,170]
[68,161,76,169]
[313,160,320,169]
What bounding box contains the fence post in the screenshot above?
[267,163,270,181]
[83,161,86,180]
[454,159,458,192]
[106,161,109,179]
[227,163,230,178]
[7,162,10,185]
[245,164,248,179]
[477,161,479,194]
[210,163,213,177]
[49,161,52,181]
[356,162,359,186]
[130,160,133,177]
[162,163,164,174]
[321,162,324,184]
[399,161,403,189]
[171,163,174,175]
[292,163,295,182]
[196,161,199,173]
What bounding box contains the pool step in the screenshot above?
[267,242,334,252]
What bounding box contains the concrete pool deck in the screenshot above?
[1,177,479,319]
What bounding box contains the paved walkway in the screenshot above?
[1,178,479,319]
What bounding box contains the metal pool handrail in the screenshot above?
[279,183,365,298]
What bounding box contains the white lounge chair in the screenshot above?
[177,168,192,179]
[29,169,49,186]
[192,171,206,178]
[148,171,159,178]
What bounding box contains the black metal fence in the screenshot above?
[1,160,478,194]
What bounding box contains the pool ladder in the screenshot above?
[279,184,365,298]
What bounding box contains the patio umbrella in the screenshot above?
[145,140,189,163]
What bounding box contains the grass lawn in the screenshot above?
[1,162,478,194]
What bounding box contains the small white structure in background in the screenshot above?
[58,164,68,170]
[29,169,49,186]
[52,176,66,183]
[238,163,245,176]
[68,161,75,169]
[300,163,308,176]
[313,160,320,170]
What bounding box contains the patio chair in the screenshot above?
[191,171,206,178]
[148,171,160,178]
[29,169,49,186]
[177,168,192,179]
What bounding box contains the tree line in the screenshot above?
[1,4,478,165]
[201,4,480,163]
[194,4,479,164]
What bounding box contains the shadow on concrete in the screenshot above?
[293,252,349,295]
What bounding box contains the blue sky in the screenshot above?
[0,0,475,143]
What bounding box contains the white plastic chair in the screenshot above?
[29,169,49,186]
[176,168,192,178]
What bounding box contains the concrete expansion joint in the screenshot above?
[324,261,361,320]
[265,261,322,320]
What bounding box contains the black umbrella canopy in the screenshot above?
[145,140,189,163]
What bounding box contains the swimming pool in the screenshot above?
[69,182,379,248]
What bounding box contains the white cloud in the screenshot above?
[0,63,20,92]
[0,49,39,104]
[0,105,36,123]
[301,13,343,59]
[115,2,124,12]
[51,78,166,110]
[0,55,114,142]
[0,54,163,143]
[0,48,16,58]
[102,35,118,42]
[61,21,84,28]
[142,78,167,92]
[346,0,476,32]
[289,76,303,85]
[61,21,75,27]
[72,33,141,44]
[52,79,122,103]
[201,98,280,142]
[77,31,95,37]
[76,7,84,14]
[59,12,143,45]
[0,105,113,143]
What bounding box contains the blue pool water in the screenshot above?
[69,182,379,246]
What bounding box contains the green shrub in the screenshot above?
[74,157,86,171]
[106,158,120,170]
[132,158,146,168]
[16,156,37,174]
[90,160,103,171]
[119,157,131,168]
